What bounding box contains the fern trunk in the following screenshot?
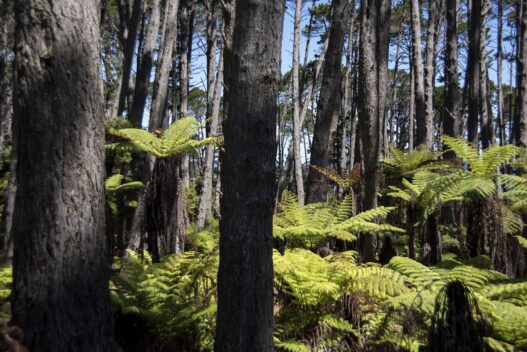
[507,235,527,277]
[426,212,442,265]
[407,203,417,260]
[145,158,188,262]
[467,197,507,272]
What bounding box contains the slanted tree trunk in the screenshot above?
[357,0,391,262]
[410,0,428,148]
[149,0,179,131]
[443,0,460,144]
[215,0,283,350]
[197,38,224,230]
[306,0,348,203]
[129,0,162,128]
[12,0,117,349]
[292,0,306,205]
[515,0,527,147]
[276,37,329,202]
[467,0,482,145]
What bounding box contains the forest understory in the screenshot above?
[1,0,527,351]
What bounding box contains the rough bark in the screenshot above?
[423,0,440,150]
[117,0,143,116]
[145,158,188,262]
[12,0,117,350]
[178,2,193,188]
[443,0,460,144]
[357,0,391,262]
[497,0,505,146]
[467,197,507,272]
[410,0,428,149]
[306,0,348,203]
[215,0,283,350]
[467,0,482,145]
[479,0,493,149]
[292,0,306,206]
[129,0,162,128]
[197,39,224,230]
[515,0,527,147]
[149,0,179,131]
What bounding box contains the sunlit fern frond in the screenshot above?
[160,117,200,156]
[108,127,164,157]
[381,144,444,178]
[310,164,360,191]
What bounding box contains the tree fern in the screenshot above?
[107,117,218,158]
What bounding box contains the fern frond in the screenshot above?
[108,127,163,157]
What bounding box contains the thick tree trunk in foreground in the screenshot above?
[306,0,348,203]
[12,1,117,350]
[423,0,439,150]
[357,0,391,262]
[215,0,283,350]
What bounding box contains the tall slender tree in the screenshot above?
[12,0,117,350]
[292,0,306,206]
[410,0,428,148]
[515,0,527,147]
[443,0,460,143]
[467,0,483,145]
[357,0,391,261]
[306,0,348,203]
[215,0,284,350]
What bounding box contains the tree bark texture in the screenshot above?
[12,1,117,350]
[215,0,283,350]
[515,0,527,147]
[306,0,348,204]
[443,0,460,143]
[357,0,391,262]
[410,0,428,149]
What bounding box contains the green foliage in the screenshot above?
[105,174,144,216]
[0,266,11,319]
[107,117,218,158]
[274,191,403,249]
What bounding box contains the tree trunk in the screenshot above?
[129,0,162,128]
[117,0,143,116]
[146,158,188,261]
[276,37,329,202]
[305,0,348,203]
[423,0,440,150]
[479,0,493,149]
[467,0,482,145]
[12,0,117,350]
[197,39,224,230]
[357,0,391,262]
[443,0,460,144]
[178,2,193,188]
[149,0,179,131]
[215,0,283,350]
[409,58,415,149]
[292,0,306,206]
[389,30,402,145]
[407,203,417,260]
[467,197,507,272]
[410,0,428,148]
[497,0,505,146]
[515,0,527,147]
